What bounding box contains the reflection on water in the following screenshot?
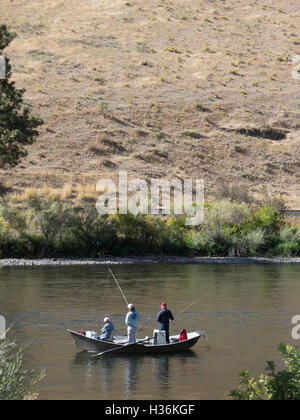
[124,357,138,394]
[0,263,299,399]
[72,350,199,396]
[154,355,170,388]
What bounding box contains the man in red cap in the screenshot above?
[156,302,174,344]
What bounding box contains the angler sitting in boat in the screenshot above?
[98,317,114,340]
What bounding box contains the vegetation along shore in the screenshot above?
[1,189,300,260]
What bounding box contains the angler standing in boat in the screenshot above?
[125,304,140,343]
[156,302,174,344]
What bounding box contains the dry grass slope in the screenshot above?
[1,0,300,206]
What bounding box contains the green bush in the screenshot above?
[243,205,284,233]
[245,228,265,255]
[0,193,297,258]
[204,199,251,229]
[279,225,300,244]
[0,340,45,400]
[0,201,26,234]
[9,233,47,258]
[273,242,300,257]
[230,344,300,400]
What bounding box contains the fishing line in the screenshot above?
[101,269,110,304]
[204,333,210,346]
[95,270,111,332]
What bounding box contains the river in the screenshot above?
[0,263,299,400]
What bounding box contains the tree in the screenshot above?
[0,25,43,168]
[230,344,300,400]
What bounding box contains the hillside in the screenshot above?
[1,0,300,206]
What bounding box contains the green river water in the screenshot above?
[0,263,299,400]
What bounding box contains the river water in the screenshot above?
[0,263,299,400]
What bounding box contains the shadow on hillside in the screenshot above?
[0,182,13,197]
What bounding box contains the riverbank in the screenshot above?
[1,256,300,267]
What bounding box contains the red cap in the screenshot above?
[161,302,167,307]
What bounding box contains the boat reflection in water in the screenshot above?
[72,350,199,396]
[154,354,170,389]
[124,356,139,394]
[153,352,199,390]
[72,351,118,393]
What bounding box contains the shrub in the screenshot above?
[273,242,300,257]
[204,200,251,228]
[263,196,287,215]
[230,344,300,400]
[0,200,26,234]
[200,200,251,255]
[245,228,265,255]
[8,233,47,258]
[26,194,83,253]
[185,229,231,256]
[243,205,284,233]
[279,225,300,243]
[0,340,45,400]
[0,192,297,258]
[110,213,169,255]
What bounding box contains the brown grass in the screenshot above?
[0,0,300,207]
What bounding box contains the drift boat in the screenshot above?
[68,330,206,355]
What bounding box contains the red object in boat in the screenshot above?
[179,329,187,342]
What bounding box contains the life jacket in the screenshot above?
[179,329,188,342]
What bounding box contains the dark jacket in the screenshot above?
[156,309,174,324]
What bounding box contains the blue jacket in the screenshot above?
[101,321,114,338]
[125,311,140,328]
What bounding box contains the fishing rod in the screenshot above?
[179,300,198,314]
[180,302,210,346]
[108,268,129,307]
[108,269,196,314]
[107,269,151,337]
[97,268,129,337]
[171,301,210,345]
[106,271,209,344]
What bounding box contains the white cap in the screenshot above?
[128,303,134,309]
[104,316,110,322]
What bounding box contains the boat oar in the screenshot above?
[91,337,150,358]
[0,323,14,339]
